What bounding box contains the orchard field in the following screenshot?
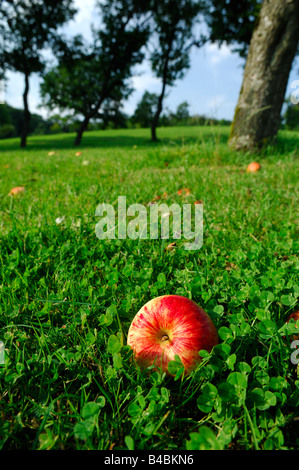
[0,125,298,450]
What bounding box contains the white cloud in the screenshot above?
[206,43,233,65]
[131,70,161,92]
[61,0,96,40]
[73,0,96,20]
[5,71,24,109]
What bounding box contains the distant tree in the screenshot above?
[0,104,12,126]
[0,0,76,147]
[148,0,206,141]
[5,104,50,137]
[174,101,190,123]
[0,102,16,139]
[46,114,76,134]
[228,0,299,151]
[0,103,50,137]
[40,0,151,146]
[131,91,159,128]
[283,97,299,131]
[187,114,208,126]
[0,125,16,139]
[99,97,129,129]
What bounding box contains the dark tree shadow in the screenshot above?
[0,126,297,154]
[0,126,232,152]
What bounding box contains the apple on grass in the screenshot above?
[246,162,261,172]
[127,295,218,376]
[286,310,299,341]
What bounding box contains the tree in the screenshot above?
[0,103,15,139]
[175,101,190,123]
[148,0,205,141]
[40,0,150,146]
[0,104,11,127]
[205,0,262,59]
[0,0,76,147]
[99,96,129,129]
[228,0,299,152]
[131,91,159,127]
[283,97,299,131]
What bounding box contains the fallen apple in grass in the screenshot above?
[286,310,299,341]
[9,186,25,196]
[127,295,218,376]
[246,162,261,172]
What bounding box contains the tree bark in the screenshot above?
[229,0,299,152]
[74,93,107,146]
[20,72,30,148]
[151,36,173,142]
[74,114,91,146]
[151,79,167,142]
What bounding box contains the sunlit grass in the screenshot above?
[0,126,298,450]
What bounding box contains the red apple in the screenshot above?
[9,186,25,196]
[286,310,299,341]
[246,162,261,172]
[127,295,218,376]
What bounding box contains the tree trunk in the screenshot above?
[74,96,107,146]
[151,37,173,142]
[74,114,91,146]
[20,73,30,148]
[229,0,299,152]
[151,83,166,142]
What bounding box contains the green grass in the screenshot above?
[0,125,298,450]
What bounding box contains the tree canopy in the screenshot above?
[148,0,206,141]
[0,0,77,147]
[131,91,159,128]
[205,0,262,58]
[41,0,151,145]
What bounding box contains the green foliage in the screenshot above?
[131,96,231,129]
[0,0,77,147]
[0,104,50,137]
[74,399,106,441]
[0,126,298,450]
[0,104,12,126]
[283,97,299,131]
[204,0,263,58]
[174,101,190,122]
[40,41,103,116]
[0,0,76,75]
[0,124,16,139]
[131,91,159,128]
[148,0,205,139]
[40,0,150,144]
[149,0,204,85]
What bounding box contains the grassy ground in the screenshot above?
[0,125,298,450]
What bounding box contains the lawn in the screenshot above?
[0,125,298,450]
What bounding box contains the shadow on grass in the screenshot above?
[0,126,231,152]
[0,126,297,154]
[275,130,299,154]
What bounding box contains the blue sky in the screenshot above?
[3,0,299,121]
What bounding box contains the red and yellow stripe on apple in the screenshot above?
[127,295,218,376]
